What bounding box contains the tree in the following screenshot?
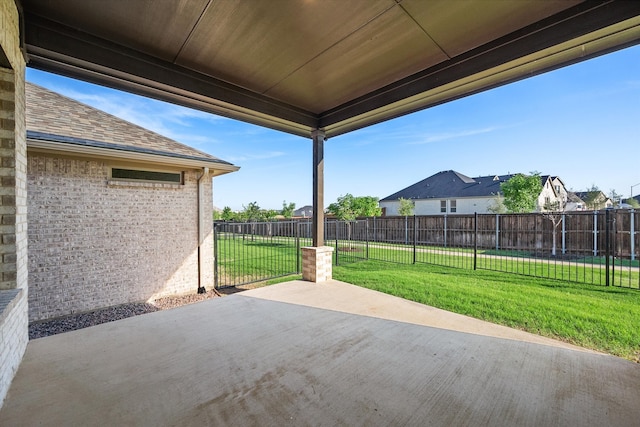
[397,198,414,245]
[352,196,382,217]
[542,198,567,257]
[281,200,296,218]
[327,194,382,220]
[583,185,602,210]
[241,201,262,240]
[626,198,640,209]
[609,189,622,208]
[327,194,382,243]
[501,173,542,213]
[241,201,262,222]
[263,209,279,237]
[220,206,236,221]
[487,196,507,214]
[398,198,414,216]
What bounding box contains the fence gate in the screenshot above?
[213,220,310,289]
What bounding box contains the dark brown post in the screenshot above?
[311,130,325,247]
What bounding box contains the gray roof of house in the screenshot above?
[294,205,313,217]
[25,82,236,167]
[381,170,553,201]
[573,191,607,201]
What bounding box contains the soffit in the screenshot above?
[21,0,640,138]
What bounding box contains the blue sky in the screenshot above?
[27,44,639,211]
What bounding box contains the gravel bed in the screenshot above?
[29,290,222,339]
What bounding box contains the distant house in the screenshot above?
[565,192,586,211]
[26,83,239,321]
[379,170,567,215]
[571,190,613,210]
[294,205,313,218]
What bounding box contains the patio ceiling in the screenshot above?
[21,0,640,138]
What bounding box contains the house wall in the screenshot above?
[27,153,214,321]
[538,180,558,211]
[0,0,29,409]
[415,199,445,215]
[381,197,499,216]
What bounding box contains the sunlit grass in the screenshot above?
[333,260,640,361]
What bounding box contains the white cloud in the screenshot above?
[223,151,286,162]
[408,126,498,145]
[49,85,227,133]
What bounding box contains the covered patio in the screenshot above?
[2,280,639,425]
[2,0,640,421]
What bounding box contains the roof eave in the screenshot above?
[322,14,640,137]
[26,138,240,176]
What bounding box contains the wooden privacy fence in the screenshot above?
[356,210,640,260]
[217,210,640,260]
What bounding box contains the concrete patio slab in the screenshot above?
[1,280,639,426]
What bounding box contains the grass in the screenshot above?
[215,235,640,360]
[215,235,640,289]
[333,260,640,361]
[215,235,301,287]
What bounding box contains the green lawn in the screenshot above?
[215,235,640,360]
[215,235,302,287]
[333,260,640,361]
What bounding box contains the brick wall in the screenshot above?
[0,288,27,403]
[1,0,29,409]
[301,246,334,282]
[27,153,214,321]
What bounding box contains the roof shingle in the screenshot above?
[381,170,552,201]
[25,82,235,167]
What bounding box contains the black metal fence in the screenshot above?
[213,221,309,288]
[214,210,640,289]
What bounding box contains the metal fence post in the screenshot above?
[444,214,448,248]
[213,222,219,289]
[295,221,300,273]
[495,213,499,251]
[335,221,339,266]
[413,214,417,264]
[631,209,636,261]
[561,213,566,255]
[593,211,598,257]
[366,218,370,260]
[474,212,478,270]
[373,216,377,243]
[605,209,610,286]
[404,215,408,245]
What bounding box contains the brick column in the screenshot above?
[0,0,29,409]
[301,246,334,283]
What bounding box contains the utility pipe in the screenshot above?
[197,167,209,293]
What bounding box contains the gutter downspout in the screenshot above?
[197,167,209,294]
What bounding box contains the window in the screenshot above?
[111,168,183,184]
[440,200,446,213]
[450,200,457,213]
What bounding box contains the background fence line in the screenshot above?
[214,209,639,289]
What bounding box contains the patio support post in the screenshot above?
[301,129,333,282]
[311,129,325,247]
